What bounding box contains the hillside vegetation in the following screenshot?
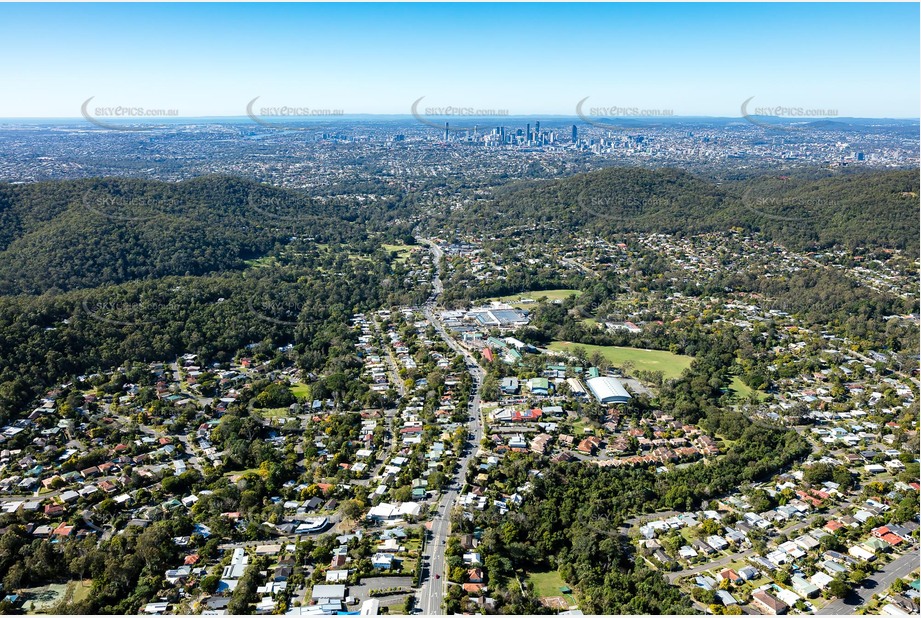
[437,167,919,254]
[0,176,357,294]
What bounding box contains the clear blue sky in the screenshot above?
[1,3,918,118]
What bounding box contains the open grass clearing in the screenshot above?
[484,289,583,307]
[728,376,766,402]
[526,569,569,598]
[255,407,292,419]
[70,580,93,605]
[381,243,419,263]
[290,383,311,399]
[548,342,693,381]
[244,256,278,269]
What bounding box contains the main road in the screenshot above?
[417,239,485,615]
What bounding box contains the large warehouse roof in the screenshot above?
[310,584,346,600]
[586,376,632,404]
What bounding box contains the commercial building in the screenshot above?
[528,378,550,396]
[586,377,632,404]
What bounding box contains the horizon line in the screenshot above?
[1,114,918,122]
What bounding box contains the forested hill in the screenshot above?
[435,167,919,254]
[0,176,360,294]
[2,169,916,295]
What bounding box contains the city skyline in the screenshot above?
[3,113,920,121]
[0,3,918,119]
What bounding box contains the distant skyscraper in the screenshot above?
[526,123,531,141]
[572,124,578,143]
[535,121,540,135]
[444,122,449,141]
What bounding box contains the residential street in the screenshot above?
[817,550,921,615]
[666,510,842,585]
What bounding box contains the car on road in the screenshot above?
[435,574,440,579]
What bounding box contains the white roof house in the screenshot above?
[366,501,421,521]
[326,569,349,583]
[143,603,170,614]
[810,572,834,590]
[848,545,875,561]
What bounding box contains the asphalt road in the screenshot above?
[417,239,484,616]
[817,549,921,615]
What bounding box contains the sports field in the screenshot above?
[484,289,582,307]
[548,342,693,380]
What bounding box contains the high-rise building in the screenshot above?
[526,123,531,141]
[572,124,578,143]
[444,122,449,141]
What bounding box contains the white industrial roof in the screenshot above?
[310,584,346,600]
[586,376,631,403]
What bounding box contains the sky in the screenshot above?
[0,3,918,119]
